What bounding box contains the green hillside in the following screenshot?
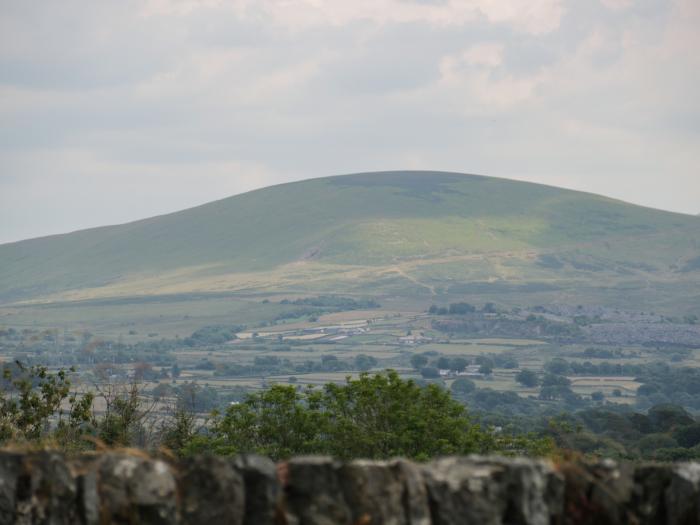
[1,171,699,306]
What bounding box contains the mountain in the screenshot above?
[1,171,699,312]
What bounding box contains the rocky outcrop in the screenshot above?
[1,451,700,524]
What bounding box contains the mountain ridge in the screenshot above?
[1,171,698,307]
[2,170,695,248]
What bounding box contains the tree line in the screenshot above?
[0,363,549,460]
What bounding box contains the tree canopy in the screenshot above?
[196,371,549,460]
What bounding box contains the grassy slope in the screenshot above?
[1,171,698,305]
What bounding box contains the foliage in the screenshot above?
[515,369,539,387]
[539,403,700,460]
[96,382,152,447]
[410,354,429,369]
[184,325,244,347]
[175,382,220,413]
[451,377,476,395]
[158,407,198,457]
[0,362,94,446]
[280,296,379,310]
[15,361,700,463]
[354,354,377,371]
[420,367,440,379]
[200,371,550,460]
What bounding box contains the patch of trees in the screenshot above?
[208,354,378,377]
[190,371,550,460]
[634,363,700,411]
[273,307,329,322]
[543,358,644,377]
[411,354,471,374]
[515,369,539,387]
[0,367,551,460]
[461,388,544,419]
[11,336,179,367]
[428,302,477,315]
[573,347,629,359]
[539,360,700,413]
[451,377,476,395]
[538,374,578,403]
[410,353,517,377]
[174,382,220,413]
[546,404,700,460]
[14,340,182,366]
[428,302,504,316]
[184,325,244,347]
[280,296,379,309]
[10,362,700,462]
[0,363,93,445]
[273,296,379,322]
[0,363,157,449]
[432,315,582,341]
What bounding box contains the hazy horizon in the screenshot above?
[1,0,698,244]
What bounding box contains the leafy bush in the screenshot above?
[197,371,550,460]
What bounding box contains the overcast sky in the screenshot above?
[1,0,698,244]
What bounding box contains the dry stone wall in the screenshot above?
[1,451,700,524]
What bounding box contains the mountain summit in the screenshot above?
[1,171,698,307]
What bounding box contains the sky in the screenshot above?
[1,0,698,244]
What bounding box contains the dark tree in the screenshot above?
[515,369,539,388]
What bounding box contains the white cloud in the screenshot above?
[600,0,634,11]
[461,43,505,67]
[139,0,565,35]
[0,0,698,243]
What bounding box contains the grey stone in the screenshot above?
[423,456,510,525]
[234,455,279,525]
[569,459,637,525]
[630,464,672,524]
[283,456,351,525]
[179,455,245,525]
[337,459,429,525]
[4,452,700,524]
[561,459,632,525]
[423,456,562,525]
[14,452,79,525]
[391,459,432,525]
[76,462,100,525]
[666,463,700,525]
[0,452,22,524]
[97,453,176,524]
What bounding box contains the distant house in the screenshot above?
[457,365,484,378]
[398,334,431,345]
